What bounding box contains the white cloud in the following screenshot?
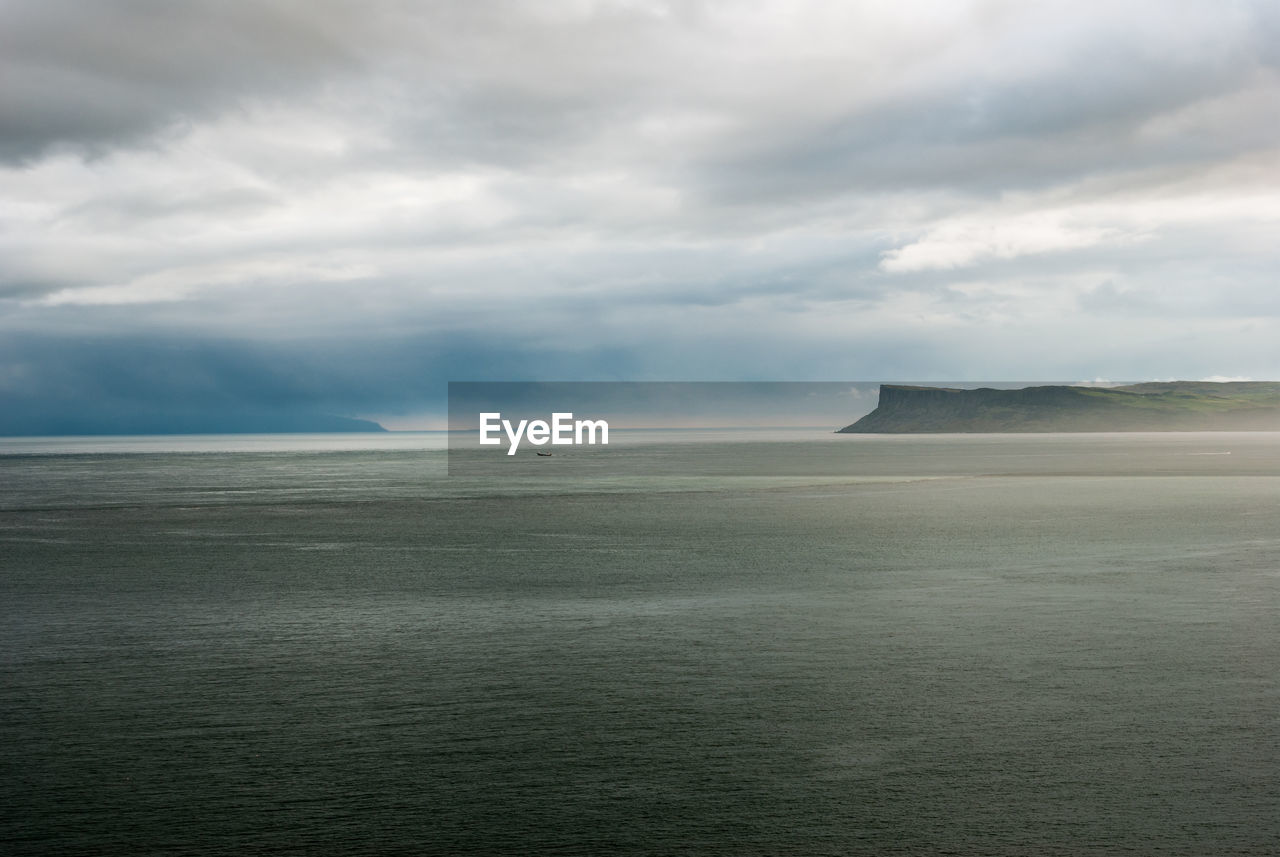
[880,215,1124,272]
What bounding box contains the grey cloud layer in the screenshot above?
[0,0,362,161]
[2,0,1278,425]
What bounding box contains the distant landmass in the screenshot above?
[838,382,1280,433]
[0,404,386,436]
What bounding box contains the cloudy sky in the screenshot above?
[2,0,1278,429]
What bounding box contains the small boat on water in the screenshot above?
[536,451,553,456]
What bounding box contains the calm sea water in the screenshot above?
[3,431,1280,855]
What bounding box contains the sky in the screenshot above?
[2,0,1278,430]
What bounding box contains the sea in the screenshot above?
[3,430,1280,855]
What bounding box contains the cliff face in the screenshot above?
[838,383,1280,433]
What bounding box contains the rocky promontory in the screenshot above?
[838,382,1280,433]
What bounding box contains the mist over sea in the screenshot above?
[4,431,1280,855]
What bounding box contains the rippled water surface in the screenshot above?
[4,432,1280,854]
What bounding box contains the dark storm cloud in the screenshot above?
[0,330,649,433]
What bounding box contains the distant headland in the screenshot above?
[0,409,386,436]
[838,382,1280,433]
